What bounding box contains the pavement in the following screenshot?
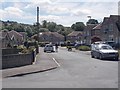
[2,47,59,78]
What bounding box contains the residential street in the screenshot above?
[3,47,118,88]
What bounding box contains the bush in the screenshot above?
[21,48,30,54]
[18,46,36,54]
[28,46,36,52]
[78,45,91,51]
[17,45,26,50]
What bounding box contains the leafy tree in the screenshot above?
[42,20,47,28]
[47,22,57,32]
[71,22,85,31]
[86,19,98,24]
[39,28,49,32]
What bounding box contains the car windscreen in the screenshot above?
[100,46,113,50]
[46,45,53,47]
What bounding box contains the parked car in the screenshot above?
[44,44,55,52]
[105,41,116,49]
[74,43,81,48]
[91,44,119,60]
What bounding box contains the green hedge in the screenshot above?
[78,45,91,51]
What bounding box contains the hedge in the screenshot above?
[78,45,91,51]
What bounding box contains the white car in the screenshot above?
[91,44,119,60]
[44,44,55,52]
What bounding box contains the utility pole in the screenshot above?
[36,7,40,41]
[37,7,39,29]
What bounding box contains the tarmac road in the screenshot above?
[2,47,118,88]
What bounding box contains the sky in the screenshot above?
[0,0,119,26]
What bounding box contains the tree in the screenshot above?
[39,28,49,32]
[71,22,85,31]
[47,22,57,32]
[86,19,98,24]
[42,20,47,28]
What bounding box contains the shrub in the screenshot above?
[18,46,36,54]
[17,45,26,50]
[28,46,36,52]
[21,48,30,54]
[78,45,91,51]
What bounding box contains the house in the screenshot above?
[66,31,83,44]
[8,30,24,46]
[83,24,97,45]
[91,23,102,43]
[38,32,64,44]
[19,32,27,42]
[100,15,120,46]
[0,30,11,48]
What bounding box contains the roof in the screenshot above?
[109,15,120,23]
[51,32,64,38]
[102,15,120,25]
[93,23,102,30]
[19,32,27,36]
[84,24,97,31]
[67,31,82,36]
[0,30,9,39]
[39,32,64,38]
[8,30,23,40]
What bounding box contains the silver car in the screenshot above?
[44,44,54,52]
[91,44,119,60]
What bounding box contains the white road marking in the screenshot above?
[52,58,60,67]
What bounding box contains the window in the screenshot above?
[109,24,113,31]
[109,35,114,41]
[104,29,108,34]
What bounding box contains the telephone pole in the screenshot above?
[37,7,39,27]
[36,7,40,41]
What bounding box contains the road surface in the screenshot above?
[2,47,118,88]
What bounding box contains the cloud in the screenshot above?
[71,9,91,16]
[40,15,60,22]
[4,7,23,17]
[1,1,119,26]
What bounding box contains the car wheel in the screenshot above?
[99,53,103,60]
[91,53,94,58]
[114,57,119,61]
[91,55,94,58]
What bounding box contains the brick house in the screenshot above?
[100,15,120,45]
[83,24,97,45]
[8,30,24,46]
[38,32,64,44]
[1,30,28,48]
[0,30,11,48]
[91,23,102,43]
[66,31,83,44]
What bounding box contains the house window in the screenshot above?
[109,24,113,31]
[87,31,89,36]
[104,29,108,34]
[109,35,114,41]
